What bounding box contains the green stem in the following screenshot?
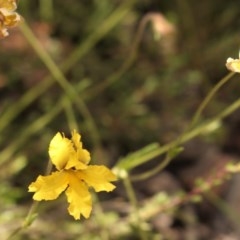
[63,98,78,132]
[62,0,136,71]
[0,75,53,138]
[130,153,172,181]
[191,72,235,127]
[117,95,240,171]
[0,102,61,166]
[20,22,100,147]
[85,10,150,99]
[0,0,135,135]
[7,159,53,240]
[92,194,110,240]
[122,174,147,240]
[6,226,22,240]
[39,0,53,20]
[22,201,39,228]
[0,82,87,166]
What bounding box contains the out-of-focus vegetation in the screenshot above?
[2,0,240,239]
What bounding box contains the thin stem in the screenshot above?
[139,71,236,178]
[0,81,87,167]
[22,201,39,228]
[63,98,79,132]
[130,153,172,181]
[0,102,61,166]
[6,226,22,240]
[116,95,240,171]
[92,194,110,240]
[0,75,53,137]
[0,0,134,134]
[63,0,136,71]
[85,11,150,99]
[190,72,235,127]
[39,0,53,20]
[122,174,148,240]
[45,159,53,175]
[20,22,100,147]
[7,159,53,239]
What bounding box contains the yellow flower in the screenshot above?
[226,51,240,73]
[0,0,21,38]
[29,130,117,220]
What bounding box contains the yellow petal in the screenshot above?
[28,171,69,201]
[71,130,91,165]
[79,165,117,192]
[226,58,240,73]
[77,149,91,166]
[0,0,21,38]
[71,129,82,150]
[0,27,8,37]
[1,10,20,27]
[49,132,75,170]
[65,171,92,220]
[0,0,17,11]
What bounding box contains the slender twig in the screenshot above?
[7,159,53,240]
[0,81,87,167]
[190,72,235,127]
[85,12,152,99]
[122,174,148,240]
[0,0,135,134]
[20,22,100,148]
[116,94,240,170]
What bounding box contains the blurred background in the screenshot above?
[1,0,240,239]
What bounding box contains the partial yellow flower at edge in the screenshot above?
[226,57,240,73]
[0,0,22,38]
[28,130,117,220]
[0,0,17,10]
